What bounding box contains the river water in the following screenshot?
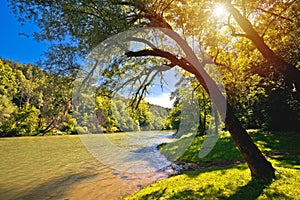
[0,132,176,200]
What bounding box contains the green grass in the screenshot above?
[126,131,300,199]
[163,133,243,163]
[159,130,300,168]
[126,166,300,200]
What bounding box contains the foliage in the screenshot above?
[95,94,170,133]
[166,76,213,135]
[0,59,73,136]
[0,95,17,136]
[0,58,170,136]
[7,0,299,133]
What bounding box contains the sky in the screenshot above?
[0,1,176,108]
[145,92,175,108]
[0,0,48,64]
[144,69,178,108]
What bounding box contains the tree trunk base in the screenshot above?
[225,104,275,180]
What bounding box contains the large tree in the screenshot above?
[9,0,299,179]
[224,1,300,100]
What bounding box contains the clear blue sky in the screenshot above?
[0,0,48,64]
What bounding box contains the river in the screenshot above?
[0,132,176,200]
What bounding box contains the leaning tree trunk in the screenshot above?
[195,72,276,179]
[187,50,276,179]
[125,27,276,179]
[187,55,276,179]
[225,104,275,179]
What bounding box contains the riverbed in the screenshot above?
[0,132,176,199]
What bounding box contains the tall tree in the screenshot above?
[224,1,300,100]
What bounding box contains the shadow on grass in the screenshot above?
[169,189,206,200]
[182,164,248,179]
[138,188,167,200]
[251,131,299,152]
[136,185,221,200]
[137,178,274,200]
[250,131,300,168]
[222,178,273,200]
[136,177,293,200]
[270,155,300,169]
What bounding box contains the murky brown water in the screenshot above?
[0,132,175,200]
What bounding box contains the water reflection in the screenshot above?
[79,131,175,173]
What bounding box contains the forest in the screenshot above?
[1,50,299,136]
[0,58,174,136]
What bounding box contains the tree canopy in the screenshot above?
[8,0,299,130]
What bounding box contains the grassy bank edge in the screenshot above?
[126,130,300,199]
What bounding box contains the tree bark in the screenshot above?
[192,59,276,179]
[225,104,275,179]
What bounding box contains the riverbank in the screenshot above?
[126,130,300,199]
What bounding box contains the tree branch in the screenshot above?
[259,0,296,37]
[161,0,175,16]
[125,48,210,97]
[257,7,294,23]
[126,37,157,49]
[226,2,300,99]
[225,17,249,38]
[125,49,197,75]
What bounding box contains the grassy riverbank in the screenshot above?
[126,131,300,199]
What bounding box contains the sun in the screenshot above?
[213,5,226,17]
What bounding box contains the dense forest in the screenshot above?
[0,58,173,136]
[1,55,299,137]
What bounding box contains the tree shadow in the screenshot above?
[138,188,167,200]
[137,187,217,200]
[168,189,205,200]
[141,176,269,200]
[270,155,300,169]
[250,131,300,169]
[222,178,273,200]
[253,131,299,154]
[182,164,248,178]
